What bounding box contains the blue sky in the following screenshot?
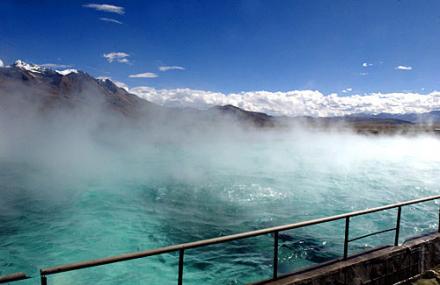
[0,0,439,96]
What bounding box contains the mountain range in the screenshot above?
[0,60,438,133]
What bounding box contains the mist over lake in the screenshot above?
[1,119,439,283]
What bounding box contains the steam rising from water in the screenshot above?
[0,95,439,284]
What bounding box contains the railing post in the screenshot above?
[438,203,440,233]
[273,231,279,279]
[40,274,47,285]
[178,249,184,285]
[394,206,402,246]
[343,217,350,260]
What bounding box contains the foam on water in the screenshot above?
[1,132,439,284]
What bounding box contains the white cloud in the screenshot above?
[100,17,122,24]
[103,52,130,64]
[159,65,185,72]
[395,65,413,71]
[341,88,352,93]
[362,62,373,67]
[129,72,158,78]
[129,86,440,117]
[83,4,124,14]
[40,63,72,69]
[0,59,3,67]
[360,72,368,76]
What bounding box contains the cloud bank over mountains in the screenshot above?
[1,58,434,117]
[130,86,440,117]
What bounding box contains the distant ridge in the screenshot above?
[0,60,439,133]
[210,105,275,127]
[345,111,440,124]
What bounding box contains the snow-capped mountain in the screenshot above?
[0,60,153,117]
[14,60,47,73]
[12,60,78,76]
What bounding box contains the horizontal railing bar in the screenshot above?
[0,272,29,284]
[348,227,396,242]
[41,194,440,276]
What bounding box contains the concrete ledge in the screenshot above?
[256,232,440,285]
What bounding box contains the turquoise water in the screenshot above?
[1,131,439,284]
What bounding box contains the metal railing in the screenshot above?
[0,272,29,284]
[1,195,440,284]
